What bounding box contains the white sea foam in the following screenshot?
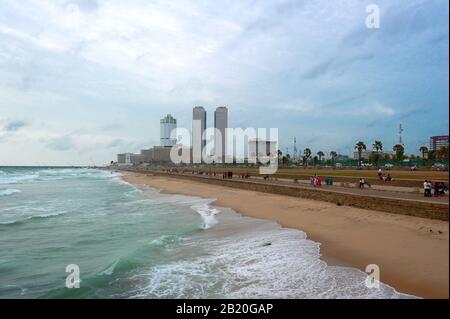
[137,184,221,230]
[128,206,417,299]
[0,189,21,197]
[0,210,68,225]
[0,174,39,184]
[191,203,220,229]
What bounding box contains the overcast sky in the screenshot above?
[0,0,448,165]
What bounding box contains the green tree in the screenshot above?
[277,149,283,165]
[419,146,428,160]
[372,140,383,152]
[330,151,337,167]
[313,156,319,166]
[317,151,324,165]
[354,141,367,167]
[428,150,436,161]
[437,146,448,160]
[393,144,405,162]
[371,140,383,167]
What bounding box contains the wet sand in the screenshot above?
[123,172,449,299]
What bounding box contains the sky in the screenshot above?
[0,0,448,165]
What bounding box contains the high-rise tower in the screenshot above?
[214,106,228,162]
[192,106,207,162]
[160,114,177,146]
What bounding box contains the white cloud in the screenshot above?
[0,0,447,164]
[372,103,396,116]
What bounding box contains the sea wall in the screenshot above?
[144,171,449,221]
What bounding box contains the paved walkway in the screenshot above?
[166,172,449,205]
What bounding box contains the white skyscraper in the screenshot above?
[160,114,177,146]
[214,106,228,162]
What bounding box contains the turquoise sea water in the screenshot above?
[0,167,415,299]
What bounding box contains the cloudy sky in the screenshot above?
[0,0,448,165]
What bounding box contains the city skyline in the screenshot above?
[0,0,448,165]
[117,105,448,167]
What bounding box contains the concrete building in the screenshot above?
[214,106,228,162]
[130,154,144,165]
[248,139,277,164]
[430,135,449,151]
[152,146,172,162]
[140,149,154,162]
[117,153,132,164]
[192,106,206,162]
[160,114,177,147]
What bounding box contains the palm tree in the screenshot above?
[393,144,405,162]
[372,140,383,167]
[317,151,324,166]
[277,149,282,165]
[419,146,428,160]
[303,148,311,167]
[330,151,337,168]
[354,141,366,167]
[372,140,383,152]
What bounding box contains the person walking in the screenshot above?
[428,180,433,197]
[424,180,432,197]
[423,180,428,197]
[359,178,365,189]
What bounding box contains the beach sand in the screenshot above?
[123,172,449,299]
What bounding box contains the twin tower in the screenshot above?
[160,106,229,162]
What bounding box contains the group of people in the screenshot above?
[310,175,323,187]
[377,169,392,181]
[423,180,448,197]
[222,171,233,179]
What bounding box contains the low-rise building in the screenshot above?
[130,154,144,165]
[430,135,449,151]
[140,149,154,162]
[117,153,132,164]
[152,146,173,162]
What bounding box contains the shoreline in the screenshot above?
[122,172,449,299]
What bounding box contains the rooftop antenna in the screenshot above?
[399,124,404,146]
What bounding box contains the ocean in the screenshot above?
[0,167,414,299]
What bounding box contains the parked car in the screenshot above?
[384,163,394,169]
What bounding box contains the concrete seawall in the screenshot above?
[145,171,449,221]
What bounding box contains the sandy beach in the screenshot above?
[123,172,449,299]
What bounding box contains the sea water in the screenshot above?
[0,167,415,299]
